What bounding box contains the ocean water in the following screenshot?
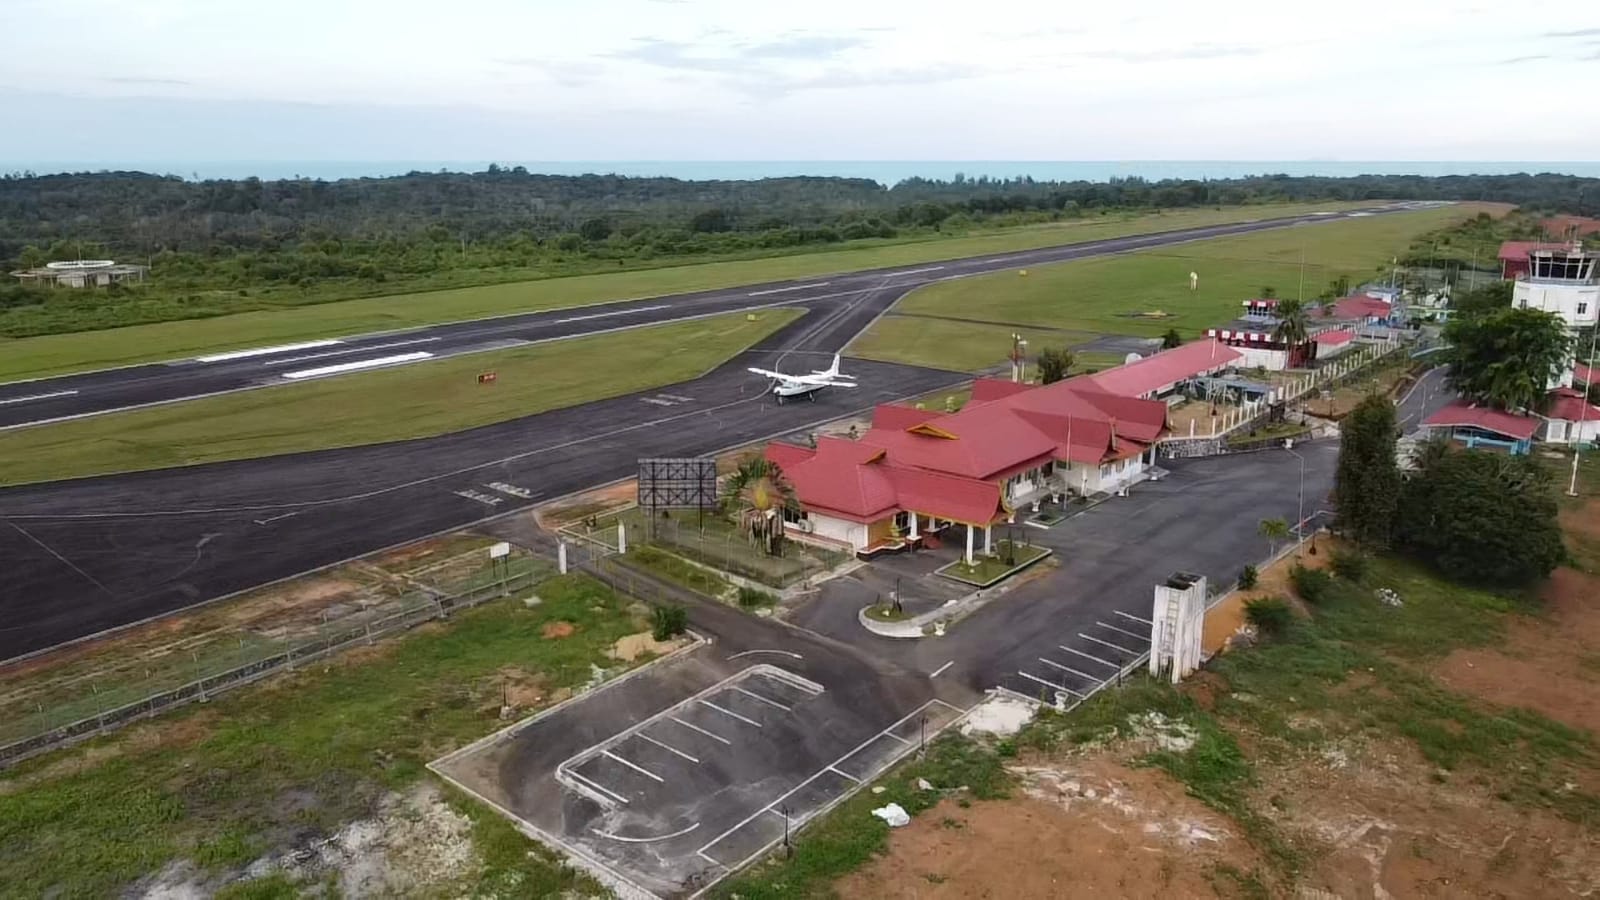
[6,160,1600,184]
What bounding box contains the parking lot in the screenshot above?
[1001,611,1153,706]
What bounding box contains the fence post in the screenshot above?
[92,682,106,735]
[194,651,207,703]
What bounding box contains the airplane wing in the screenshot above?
[747,366,795,382]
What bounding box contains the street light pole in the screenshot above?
[1570,325,1598,497]
[1284,445,1306,540]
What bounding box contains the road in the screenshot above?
[0,205,1408,429]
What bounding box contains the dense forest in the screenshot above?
[0,168,1594,338]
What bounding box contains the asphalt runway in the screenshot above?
[0,204,1412,429]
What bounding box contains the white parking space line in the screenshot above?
[883,731,912,745]
[637,732,699,764]
[263,336,440,366]
[929,660,954,678]
[1059,645,1119,668]
[1097,620,1150,642]
[1114,610,1153,626]
[1018,670,1084,697]
[699,699,762,728]
[603,750,665,783]
[0,389,78,406]
[726,649,803,660]
[828,766,862,783]
[195,339,341,362]
[281,351,434,379]
[1079,632,1142,655]
[592,821,701,843]
[748,281,830,296]
[1039,658,1100,682]
[670,716,732,745]
[731,685,791,711]
[567,770,630,805]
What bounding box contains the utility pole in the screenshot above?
[1009,333,1027,383]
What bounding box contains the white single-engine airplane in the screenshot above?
[747,353,857,403]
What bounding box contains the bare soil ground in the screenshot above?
[1203,537,1332,654]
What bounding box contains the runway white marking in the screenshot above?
[929,660,954,678]
[281,351,433,379]
[1058,645,1119,668]
[1114,610,1153,626]
[731,685,791,711]
[552,304,670,324]
[748,282,830,296]
[882,265,945,277]
[727,649,803,661]
[592,821,700,843]
[252,511,301,525]
[0,390,78,406]
[603,749,664,783]
[1097,620,1150,642]
[1080,632,1141,655]
[195,339,342,362]
[263,337,440,365]
[637,732,699,764]
[1039,658,1099,682]
[670,716,732,745]
[566,769,630,805]
[699,699,762,728]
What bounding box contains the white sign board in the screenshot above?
[488,542,511,560]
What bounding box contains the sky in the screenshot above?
[2,0,1598,164]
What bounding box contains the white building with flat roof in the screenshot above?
[11,259,148,288]
[1514,245,1598,330]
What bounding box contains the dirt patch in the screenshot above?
[1559,498,1600,543]
[1204,537,1338,656]
[541,621,576,640]
[1431,567,1600,735]
[838,757,1253,900]
[607,631,682,662]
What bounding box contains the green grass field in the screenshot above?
[0,308,800,486]
[0,203,1365,382]
[0,574,649,898]
[850,205,1490,371]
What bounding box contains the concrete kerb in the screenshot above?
[856,554,1051,639]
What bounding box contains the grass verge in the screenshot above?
[0,308,800,486]
[851,205,1491,370]
[708,732,1010,899]
[0,202,1367,381]
[0,573,650,897]
[936,541,1051,586]
[622,545,734,599]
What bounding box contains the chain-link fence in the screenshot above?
[0,551,547,769]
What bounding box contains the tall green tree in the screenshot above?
[722,456,797,555]
[1334,394,1401,547]
[1396,448,1564,586]
[1272,298,1310,346]
[1450,280,1513,319]
[1036,347,1074,384]
[1443,307,1571,412]
[1258,517,1291,557]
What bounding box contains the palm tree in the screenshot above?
[722,456,797,556]
[1258,517,1291,557]
[1273,298,1310,347]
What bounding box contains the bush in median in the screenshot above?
[1289,565,1334,605]
[652,605,688,640]
[1245,596,1294,636]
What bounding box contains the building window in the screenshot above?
[1580,302,1590,316]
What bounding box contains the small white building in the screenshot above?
[1513,246,1597,329]
[1541,388,1600,446]
[11,260,148,288]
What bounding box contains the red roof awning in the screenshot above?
[1423,402,1540,441]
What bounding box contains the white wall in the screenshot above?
[1515,281,1599,329]
[807,513,868,550]
[1318,340,1355,359]
[1544,417,1600,445]
[1232,345,1288,371]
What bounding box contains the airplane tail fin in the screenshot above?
[827,353,841,377]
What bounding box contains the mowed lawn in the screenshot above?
[0,202,1365,381]
[850,205,1490,370]
[0,308,800,486]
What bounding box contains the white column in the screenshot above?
[617,522,627,554]
[558,541,568,574]
[984,525,993,556]
[908,513,919,540]
[965,524,975,565]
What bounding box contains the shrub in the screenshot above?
[1244,596,1293,636]
[1289,565,1334,605]
[736,586,777,609]
[1329,549,1369,583]
[651,604,688,641]
[1239,564,1259,589]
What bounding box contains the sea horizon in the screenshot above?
[4,159,1600,185]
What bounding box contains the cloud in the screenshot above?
[1083,42,1264,63]
[101,76,191,86]
[1543,27,1600,37]
[495,57,605,88]
[1497,54,1549,64]
[738,34,868,60]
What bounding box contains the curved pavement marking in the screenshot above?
[592,821,701,843]
[726,649,803,660]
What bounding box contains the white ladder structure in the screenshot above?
[1148,572,1207,683]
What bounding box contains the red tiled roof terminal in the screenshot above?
[1083,340,1240,398]
[1546,388,1600,424]
[1423,402,1540,441]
